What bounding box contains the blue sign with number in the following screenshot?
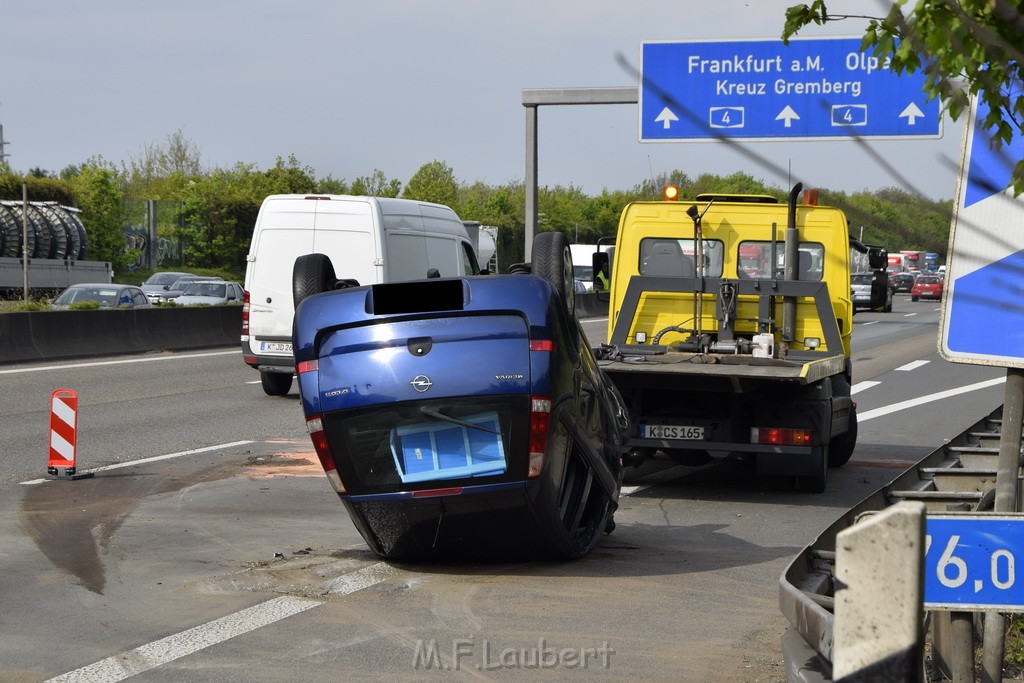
[925,516,1024,610]
[639,37,941,142]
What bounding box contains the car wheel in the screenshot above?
[795,446,828,493]
[828,407,857,467]
[548,444,611,558]
[532,231,575,317]
[260,371,293,396]
[293,253,337,308]
[884,290,893,313]
[911,295,919,302]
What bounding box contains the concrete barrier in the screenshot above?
[1,294,605,366]
[0,306,243,364]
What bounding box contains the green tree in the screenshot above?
[783,0,1024,193]
[403,160,458,205]
[65,159,136,271]
[351,169,400,197]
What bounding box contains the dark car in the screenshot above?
[141,271,195,304]
[890,272,917,293]
[52,283,152,309]
[291,233,628,561]
[911,274,944,301]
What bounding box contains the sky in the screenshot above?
[1,1,964,203]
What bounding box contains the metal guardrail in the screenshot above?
[779,406,1007,681]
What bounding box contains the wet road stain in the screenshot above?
[19,451,319,594]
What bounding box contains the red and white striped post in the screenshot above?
[47,389,92,479]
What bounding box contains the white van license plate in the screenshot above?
[641,424,704,440]
[260,341,293,353]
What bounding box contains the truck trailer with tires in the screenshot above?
[592,184,859,492]
[0,201,112,297]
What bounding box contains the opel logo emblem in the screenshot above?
[410,375,433,392]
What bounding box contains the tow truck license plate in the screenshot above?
[641,424,704,440]
[260,341,292,353]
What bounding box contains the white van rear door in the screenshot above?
[247,199,316,339]
[312,200,380,286]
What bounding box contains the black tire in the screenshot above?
[260,371,293,396]
[828,407,858,468]
[911,295,919,302]
[293,253,336,308]
[52,206,83,260]
[884,289,893,313]
[23,206,51,259]
[41,207,70,260]
[795,446,828,493]
[532,231,575,317]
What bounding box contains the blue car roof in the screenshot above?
[293,274,566,363]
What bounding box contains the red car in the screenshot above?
[911,274,944,301]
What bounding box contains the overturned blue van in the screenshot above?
[291,232,629,560]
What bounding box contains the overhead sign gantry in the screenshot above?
[639,37,941,142]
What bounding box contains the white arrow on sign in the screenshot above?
[900,102,925,125]
[655,107,679,129]
[775,105,800,128]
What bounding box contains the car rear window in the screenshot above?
[322,395,530,496]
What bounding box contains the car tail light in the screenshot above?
[241,290,250,335]
[297,359,318,374]
[306,415,345,494]
[530,339,555,352]
[750,427,813,446]
[528,396,552,477]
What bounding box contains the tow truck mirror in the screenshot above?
[593,251,611,301]
[867,246,888,270]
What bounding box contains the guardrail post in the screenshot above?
[833,501,925,682]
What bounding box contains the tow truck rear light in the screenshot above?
[663,185,680,201]
[528,396,552,477]
[306,414,345,494]
[530,339,555,352]
[750,427,813,446]
[241,290,250,335]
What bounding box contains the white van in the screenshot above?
[242,194,480,395]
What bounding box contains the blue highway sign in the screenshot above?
[940,94,1024,367]
[640,37,941,142]
[925,515,1024,611]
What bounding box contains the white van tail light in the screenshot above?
[306,415,345,494]
[241,290,250,335]
[528,396,552,477]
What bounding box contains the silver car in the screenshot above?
[52,283,153,309]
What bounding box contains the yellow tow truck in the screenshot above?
[595,184,875,492]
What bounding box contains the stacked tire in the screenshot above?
[0,202,88,260]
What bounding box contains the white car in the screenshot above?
[173,281,243,306]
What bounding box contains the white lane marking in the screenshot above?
[858,377,1005,423]
[0,349,239,375]
[326,562,396,594]
[904,313,917,317]
[851,380,881,395]
[861,320,879,325]
[47,562,394,682]
[896,360,930,372]
[46,596,321,683]
[20,441,255,485]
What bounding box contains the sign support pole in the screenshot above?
[981,368,1024,682]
